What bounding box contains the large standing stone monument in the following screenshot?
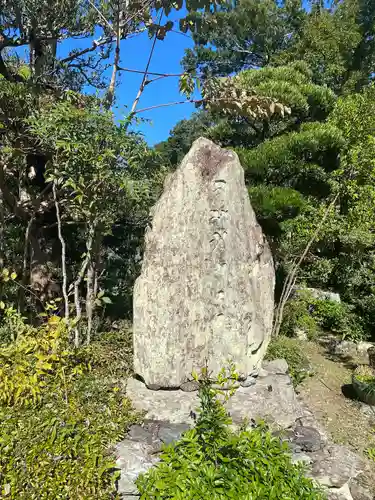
[133,137,275,388]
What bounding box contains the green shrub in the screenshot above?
[85,328,134,377]
[0,315,89,407]
[0,376,138,499]
[136,368,325,500]
[280,289,366,342]
[312,300,365,341]
[280,291,319,339]
[266,336,312,386]
[0,318,139,498]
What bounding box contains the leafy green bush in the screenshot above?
[312,300,365,341]
[85,328,134,378]
[0,318,138,498]
[280,289,366,342]
[280,291,320,340]
[0,315,89,407]
[266,336,312,386]
[136,368,324,500]
[0,376,138,499]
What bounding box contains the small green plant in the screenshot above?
[136,365,325,499]
[366,447,375,461]
[266,336,312,386]
[280,291,319,339]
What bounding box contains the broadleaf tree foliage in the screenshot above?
[157,0,375,341]
[0,0,289,344]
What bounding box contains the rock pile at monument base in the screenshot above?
[115,359,373,500]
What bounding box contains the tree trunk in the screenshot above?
[53,182,69,319]
[272,193,339,337]
[72,223,96,347]
[85,230,102,344]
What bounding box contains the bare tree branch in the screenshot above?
[130,9,164,115]
[135,98,202,114]
[105,0,121,108]
[59,37,112,64]
[53,182,69,320]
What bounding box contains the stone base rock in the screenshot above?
[115,420,191,497]
[126,369,303,429]
[116,360,374,500]
[309,445,369,488]
[115,440,159,496]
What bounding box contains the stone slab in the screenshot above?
[115,440,159,496]
[310,445,368,488]
[126,371,304,429]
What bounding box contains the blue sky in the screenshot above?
[23,1,322,145]
[58,22,195,146]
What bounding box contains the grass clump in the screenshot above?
[266,336,312,386]
[0,315,138,499]
[136,366,325,500]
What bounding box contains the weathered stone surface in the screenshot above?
[127,424,162,450]
[180,380,200,392]
[327,483,354,500]
[126,372,303,429]
[127,420,191,448]
[288,425,324,452]
[310,445,368,488]
[257,367,269,378]
[349,479,375,500]
[133,137,275,388]
[240,375,257,387]
[291,452,313,465]
[262,358,289,375]
[115,440,159,496]
[157,422,191,445]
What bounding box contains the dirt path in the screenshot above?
[299,341,375,457]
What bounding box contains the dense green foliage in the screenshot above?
[158,0,375,341]
[137,369,324,499]
[266,336,312,386]
[2,0,375,496]
[0,312,138,498]
[279,290,364,342]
